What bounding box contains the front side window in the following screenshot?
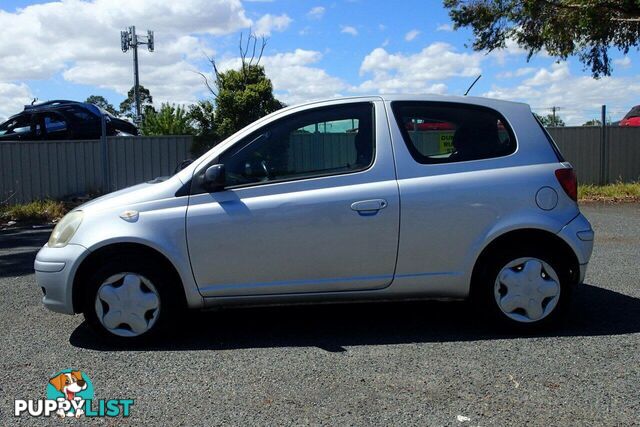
[392,102,516,164]
[219,102,375,187]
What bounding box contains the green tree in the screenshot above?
[444,0,640,77]
[119,85,155,118]
[212,65,284,139]
[141,103,196,136]
[198,33,284,142]
[187,100,216,136]
[583,119,602,126]
[534,112,565,127]
[187,100,220,156]
[85,95,117,115]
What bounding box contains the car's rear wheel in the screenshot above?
[479,247,573,331]
[82,258,180,343]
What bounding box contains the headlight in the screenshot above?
[48,210,83,248]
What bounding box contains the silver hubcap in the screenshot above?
[494,257,560,323]
[94,273,161,337]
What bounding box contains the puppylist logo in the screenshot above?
[14,369,133,418]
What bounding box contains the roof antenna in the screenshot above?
[464,74,481,96]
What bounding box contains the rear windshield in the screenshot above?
[533,114,565,162]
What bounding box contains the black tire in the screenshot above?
[82,256,182,344]
[474,245,574,332]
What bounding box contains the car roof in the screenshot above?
[1,100,108,121]
[284,93,530,112]
[23,100,81,111]
[1,100,110,125]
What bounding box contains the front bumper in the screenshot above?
[34,243,89,314]
[558,212,594,284]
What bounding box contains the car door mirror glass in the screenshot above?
[203,164,226,192]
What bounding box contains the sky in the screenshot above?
[0,0,638,125]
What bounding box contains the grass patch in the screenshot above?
[0,200,69,224]
[579,182,640,203]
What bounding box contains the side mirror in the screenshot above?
[203,164,225,192]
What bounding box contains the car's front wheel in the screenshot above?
[82,258,180,343]
[480,247,573,331]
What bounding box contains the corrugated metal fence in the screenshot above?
[0,136,192,205]
[548,126,640,185]
[1,128,639,204]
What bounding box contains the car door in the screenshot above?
[387,100,521,297]
[67,106,103,138]
[186,100,400,297]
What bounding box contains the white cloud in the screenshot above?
[487,38,530,66]
[254,13,292,36]
[497,67,536,78]
[0,0,251,107]
[218,49,347,105]
[307,6,325,20]
[0,83,34,121]
[523,63,571,86]
[483,63,640,124]
[404,30,420,42]
[614,56,632,69]
[356,43,482,94]
[341,26,358,36]
[436,24,453,32]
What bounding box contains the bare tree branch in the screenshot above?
[249,34,257,67]
[539,0,640,17]
[611,17,640,22]
[196,30,270,98]
[256,36,267,65]
[193,68,218,99]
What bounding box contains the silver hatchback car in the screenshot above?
[35,95,594,342]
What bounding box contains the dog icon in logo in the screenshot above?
[48,371,87,418]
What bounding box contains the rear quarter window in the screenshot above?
[391,101,516,164]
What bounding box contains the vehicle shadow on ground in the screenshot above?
[70,283,640,352]
[0,227,52,278]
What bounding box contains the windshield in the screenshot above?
[0,115,31,137]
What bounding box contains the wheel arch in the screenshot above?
[72,242,188,313]
[470,228,581,298]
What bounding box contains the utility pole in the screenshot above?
[551,106,559,125]
[121,26,154,125]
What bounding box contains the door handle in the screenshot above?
[351,199,388,212]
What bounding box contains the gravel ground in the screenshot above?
[0,203,638,425]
